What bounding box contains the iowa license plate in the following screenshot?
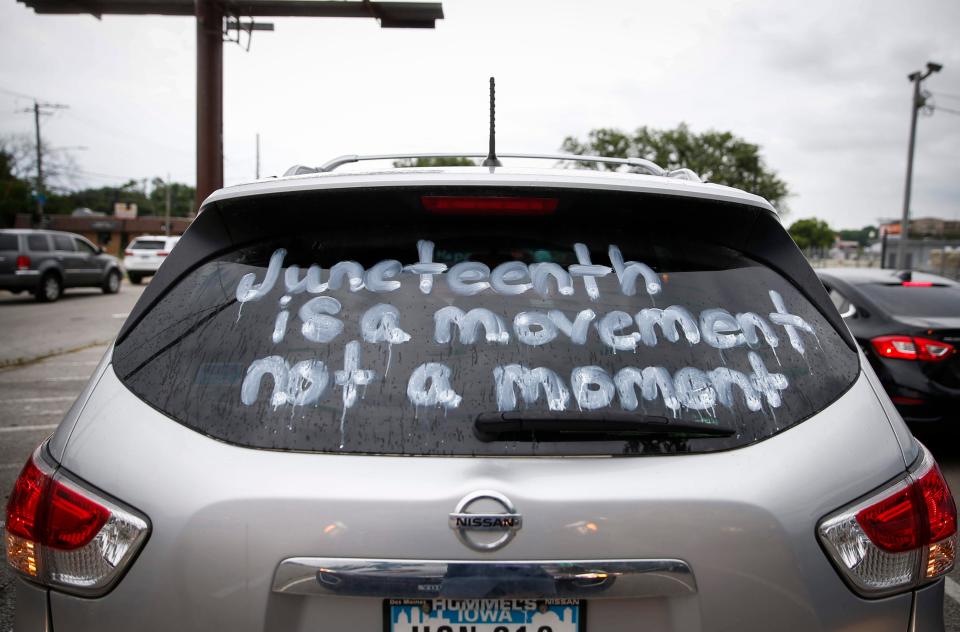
[385,599,583,632]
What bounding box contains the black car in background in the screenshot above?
[0,229,123,302]
[817,268,960,423]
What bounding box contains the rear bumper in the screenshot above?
[0,271,40,290]
[122,260,161,273]
[872,357,960,423]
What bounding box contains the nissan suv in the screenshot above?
[5,154,955,631]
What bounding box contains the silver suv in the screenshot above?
[5,154,956,631]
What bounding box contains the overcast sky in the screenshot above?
[1,0,958,228]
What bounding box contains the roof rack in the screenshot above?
[282,152,702,182]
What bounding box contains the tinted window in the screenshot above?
[26,235,50,252]
[0,234,17,250]
[114,190,859,456]
[860,283,960,318]
[52,234,75,251]
[75,238,97,254]
[129,240,165,250]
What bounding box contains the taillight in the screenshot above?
[124,249,133,256]
[819,444,957,596]
[5,443,149,596]
[871,335,955,362]
[421,196,558,215]
[156,251,169,257]
[16,255,30,270]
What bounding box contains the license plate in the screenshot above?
[385,599,584,632]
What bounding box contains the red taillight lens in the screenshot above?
[15,255,30,270]
[918,464,957,543]
[422,196,558,215]
[5,452,108,550]
[902,281,934,287]
[45,480,110,549]
[917,337,955,361]
[5,458,49,542]
[857,487,920,552]
[855,461,956,553]
[157,251,169,257]
[871,335,955,362]
[124,250,133,256]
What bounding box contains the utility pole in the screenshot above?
[165,172,172,236]
[21,100,68,226]
[897,61,942,270]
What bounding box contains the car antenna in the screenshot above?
[482,77,502,168]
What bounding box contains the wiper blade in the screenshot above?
[474,411,735,443]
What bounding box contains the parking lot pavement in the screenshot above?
[0,344,109,631]
[0,284,144,367]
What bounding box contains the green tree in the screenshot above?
[837,225,877,247]
[148,178,196,217]
[0,145,33,228]
[561,124,789,208]
[789,218,835,252]
[392,156,476,167]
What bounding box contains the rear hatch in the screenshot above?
[52,182,915,631]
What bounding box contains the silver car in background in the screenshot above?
[5,155,957,631]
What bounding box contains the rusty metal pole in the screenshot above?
[195,0,223,211]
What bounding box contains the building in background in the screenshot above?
[13,213,193,257]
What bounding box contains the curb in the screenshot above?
[0,339,112,370]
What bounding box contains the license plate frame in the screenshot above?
[384,598,585,632]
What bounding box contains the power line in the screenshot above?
[0,85,40,100]
[932,91,960,101]
[933,105,960,116]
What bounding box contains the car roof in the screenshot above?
[816,267,959,287]
[203,166,778,215]
[130,235,179,241]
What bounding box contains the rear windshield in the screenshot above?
[129,240,166,250]
[0,234,17,250]
[859,283,960,318]
[114,189,859,456]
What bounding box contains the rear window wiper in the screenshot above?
[474,411,735,443]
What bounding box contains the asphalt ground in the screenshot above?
[0,287,959,630]
[0,283,145,368]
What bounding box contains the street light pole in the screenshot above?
[897,61,942,270]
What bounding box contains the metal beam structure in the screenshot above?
[16,0,444,208]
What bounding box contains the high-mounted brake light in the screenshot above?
[5,443,149,596]
[819,444,956,597]
[421,196,558,215]
[871,335,955,362]
[15,255,30,271]
[902,281,934,287]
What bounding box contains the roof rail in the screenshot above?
[282,152,701,182]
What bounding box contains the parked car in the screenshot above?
[0,228,122,302]
[817,267,960,423]
[122,234,180,284]
[5,154,955,631]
